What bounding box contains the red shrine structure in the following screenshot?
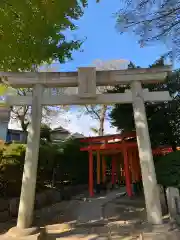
[80,132,173,197]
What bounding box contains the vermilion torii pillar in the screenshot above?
[123,146,133,197]
[111,156,116,185]
[89,150,94,197]
[102,155,106,183]
[1,66,171,236]
[97,151,101,185]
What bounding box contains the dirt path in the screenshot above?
[41,190,149,239]
[1,191,165,240]
[42,190,125,239]
[103,195,147,239]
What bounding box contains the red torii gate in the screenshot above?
[80,132,173,197]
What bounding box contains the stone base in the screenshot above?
[2,226,43,240]
[140,223,180,240]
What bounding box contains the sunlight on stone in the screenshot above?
[148,175,153,182]
[136,121,146,128]
[151,209,161,224]
[96,196,106,200]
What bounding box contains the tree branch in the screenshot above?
[85,105,101,121]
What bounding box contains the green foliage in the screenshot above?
[109,58,180,149]
[155,151,180,188]
[1,143,25,165]
[0,84,8,96]
[0,0,88,71]
[39,143,60,170]
[58,139,88,184]
[115,0,180,60]
[40,123,51,142]
[0,139,88,197]
[0,143,26,197]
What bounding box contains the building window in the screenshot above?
[11,133,20,141]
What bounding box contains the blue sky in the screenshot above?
[10,0,177,135]
[60,0,170,72]
[48,0,177,136]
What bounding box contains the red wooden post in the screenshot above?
[123,146,133,197]
[97,151,101,185]
[102,155,106,183]
[89,150,94,197]
[128,149,134,183]
[132,150,137,183]
[111,156,116,185]
[114,155,118,183]
[119,154,124,181]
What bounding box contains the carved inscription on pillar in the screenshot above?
[78,67,96,98]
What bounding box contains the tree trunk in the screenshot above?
[164,109,177,152]
[98,105,107,136]
[21,121,29,143]
[167,123,177,151]
[170,141,177,152]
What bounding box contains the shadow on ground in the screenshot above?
[41,195,149,239]
[0,221,16,236]
[0,192,171,239]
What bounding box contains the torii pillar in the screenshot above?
[17,84,43,229]
[131,81,162,225]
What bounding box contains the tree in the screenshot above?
[0,1,87,71]
[115,0,180,60]
[40,124,51,142]
[155,151,180,188]
[84,104,109,136]
[80,59,129,136]
[9,64,65,141]
[109,58,180,149]
[9,87,60,139]
[10,88,31,133]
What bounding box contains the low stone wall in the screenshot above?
[0,184,87,222]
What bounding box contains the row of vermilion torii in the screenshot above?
[80,133,173,197]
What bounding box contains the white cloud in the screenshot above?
[8,107,118,137]
[50,108,118,136]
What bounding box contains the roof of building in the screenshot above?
[68,132,85,139]
[51,126,70,134]
[7,129,27,134]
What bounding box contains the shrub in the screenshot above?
[155,151,180,188]
[0,139,88,197]
[59,139,88,185]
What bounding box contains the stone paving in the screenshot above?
[103,195,147,239]
[0,189,128,239]
[1,189,180,239]
[43,189,127,240]
[41,189,149,239]
[42,192,180,240]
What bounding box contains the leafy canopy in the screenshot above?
[0,0,88,71]
[115,0,180,60]
[155,151,180,188]
[110,58,180,149]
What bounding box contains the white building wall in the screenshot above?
[0,121,8,140]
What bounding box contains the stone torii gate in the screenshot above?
[1,67,171,237]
